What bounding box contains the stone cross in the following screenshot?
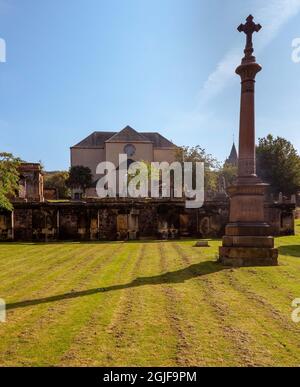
[238,15,262,60]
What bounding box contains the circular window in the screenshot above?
[124,144,136,157]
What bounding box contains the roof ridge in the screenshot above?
[106,126,151,143]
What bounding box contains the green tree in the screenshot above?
[175,146,220,192]
[218,163,238,188]
[66,166,93,195]
[0,152,21,211]
[256,135,300,195]
[126,160,160,194]
[44,171,70,199]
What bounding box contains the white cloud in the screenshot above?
[199,0,300,104]
[198,47,241,104]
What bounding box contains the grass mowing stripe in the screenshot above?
[218,270,300,366]
[60,245,140,366]
[0,231,299,367]
[174,242,268,366]
[224,267,299,330]
[171,242,239,366]
[0,244,70,281]
[178,241,300,366]
[0,245,102,298]
[0,244,122,365]
[118,243,179,367]
[62,244,147,366]
[11,244,132,366]
[157,242,196,366]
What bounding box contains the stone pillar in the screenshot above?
[219,15,278,267]
[236,61,261,178]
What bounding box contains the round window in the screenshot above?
[124,144,136,157]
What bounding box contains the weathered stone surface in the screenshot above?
[194,241,210,248]
[222,235,274,248]
[219,246,278,267]
[0,198,295,243]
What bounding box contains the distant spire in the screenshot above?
[225,141,238,167]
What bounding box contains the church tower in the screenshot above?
[225,142,238,167]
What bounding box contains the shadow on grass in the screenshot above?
[278,245,300,257]
[6,260,226,311]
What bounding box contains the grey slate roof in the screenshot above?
[72,126,176,149]
[142,132,174,148]
[72,132,116,148]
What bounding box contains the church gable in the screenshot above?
[106,126,151,143]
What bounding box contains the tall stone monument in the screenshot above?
[219,15,278,266]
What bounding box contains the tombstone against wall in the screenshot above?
[90,209,99,241]
[180,214,190,237]
[128,209,139,240]
[117,214,128,240]
[199,217,211,238]
[59,208,79,240]
[0,212,12,241]
[32,209,57,242]
[78,210,90,240]
[280,212,295,236]
[138,207,158,238]
[99,209,117,241]
[14,208,33,241]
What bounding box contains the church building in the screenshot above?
[71,125,177,181]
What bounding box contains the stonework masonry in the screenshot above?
[0,199,294,242]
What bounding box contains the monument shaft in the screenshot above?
[237,65,259,177]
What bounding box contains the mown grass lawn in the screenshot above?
[0,221,300,367]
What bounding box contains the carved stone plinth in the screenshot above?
[219,246,278,267]
[219,178,278,266]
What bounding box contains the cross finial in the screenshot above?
[238,15,262,62]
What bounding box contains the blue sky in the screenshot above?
[0,0,300,170]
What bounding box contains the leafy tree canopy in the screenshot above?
[218,163,238,188]
[256,134,300,195]
[44,171,70,199]
[66,166,93,192]
[175,146,220,192]
[0,152,21,211]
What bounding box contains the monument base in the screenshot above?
[219,173,279,267]
[219,223,278,267]
[219,246,278,267]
